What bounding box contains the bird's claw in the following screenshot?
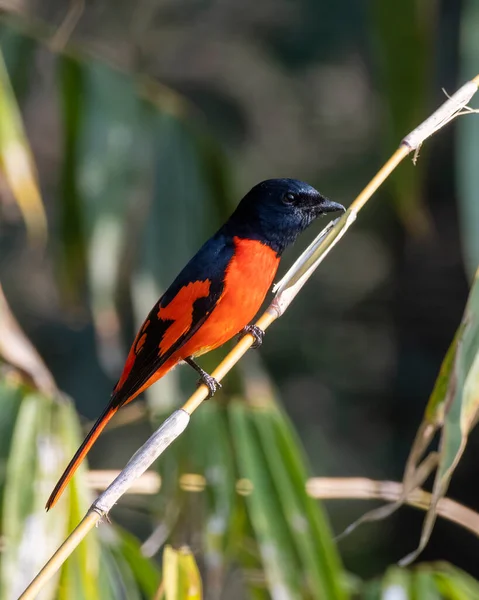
[239,325,264,349]
[198,373,222,399]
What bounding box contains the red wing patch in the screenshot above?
[135,333,148,355]
[112,278,218,406]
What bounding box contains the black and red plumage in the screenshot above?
[46,178,344,510]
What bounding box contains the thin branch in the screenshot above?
[85,470,161,494]
[48,0,84,52]
[18,74,479,600]
[307,477,479,540]
[85,470,479,542]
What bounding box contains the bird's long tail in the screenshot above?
[46,403,118,510]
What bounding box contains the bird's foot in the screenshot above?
[185,356,222,399]
[198,372,222,399]
[239,324,265,349]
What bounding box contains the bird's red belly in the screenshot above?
[178,237,279,358]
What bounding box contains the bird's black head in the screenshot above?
[223,178,345,255]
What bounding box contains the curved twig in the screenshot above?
[307,477,479,540]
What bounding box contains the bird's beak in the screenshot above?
[319,198,346,214]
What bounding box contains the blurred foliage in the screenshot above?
[161,545,202,600]
[458,0,479,277]
[159,362,346,599]
[0,1,479,599]
[358,563,479,599]
[0,373,160,599]
[406,267,479,564]
[370,0,434,234]
[322,268,479,568]
[0,46,47,244]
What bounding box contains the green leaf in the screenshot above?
[104,526,161,598]
[457,0,479,277]
[253,405,346,599]
[0,47,47,243]
[234,356,345,598]
[1,392,42,599]
[0,378,22,507]
[191,403,238,590]
[343,270,479,565]
[424,329,462,423]
[57,56,87,304]
[163,545,202,600]
[359,563,479,599]
[400,269,479,564]
[0,25,35,100]
[75,62,152,374]
[380,566,411,598]
[0,392,71,600]
[98,543,142,600]
[411,569,442,600]
[229,400,305,600]
[186,124,234,226]
[432,562,479,600]
[371,0,434,233]
[0,375,163,599]
[192,404,236,520]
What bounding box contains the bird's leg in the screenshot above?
[238,324,265,349]
[184,357,222,398]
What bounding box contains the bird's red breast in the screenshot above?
[179,236,280,357]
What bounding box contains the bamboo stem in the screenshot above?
[18,74,479,600]
[18,512,100,600]
[349,147,409,213]
[84,469,479,543]
[182,311,277,414]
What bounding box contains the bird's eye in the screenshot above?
[283,192,296,204]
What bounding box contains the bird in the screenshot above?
[46,178,344,510]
